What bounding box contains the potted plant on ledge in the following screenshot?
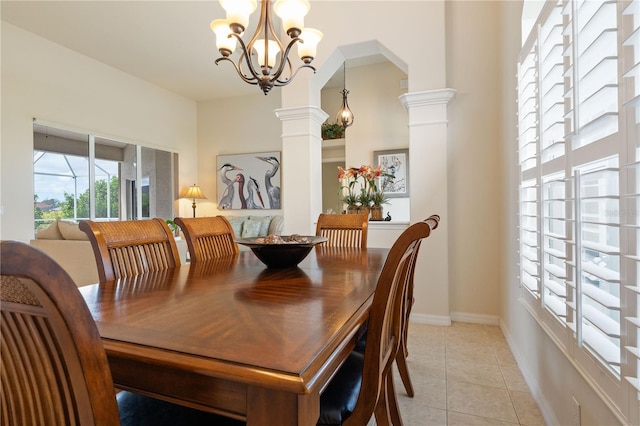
[165,219,181,238]
[369,189,389,221]
[322,122,345,140]
[338,166,361,213]
[338,164,391,219]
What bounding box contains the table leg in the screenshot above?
[247,386,319,426]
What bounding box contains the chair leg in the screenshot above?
[373,371,392,426]
[395,347,415,397]
[387,371,403,426]
[373,371,404,426]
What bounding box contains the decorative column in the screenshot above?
[274,106,329,235]
[400,88,455,325]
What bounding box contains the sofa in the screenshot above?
[30,219,188,286]
[30,219,99,287]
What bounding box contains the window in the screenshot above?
[517,0,640,423]
[33,124,179,233]
[33,150,119,228]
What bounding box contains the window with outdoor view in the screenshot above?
[33,124,179,234]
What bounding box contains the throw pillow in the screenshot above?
[58,220,89,240]
[36,219,64,240]
[225,216,244,239]
[248,215,271,236]
[241,218,262,238]
[268,216,284,236]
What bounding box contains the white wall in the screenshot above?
[445,0,503,320]
[195,93,282,220]
[0,23,198,242]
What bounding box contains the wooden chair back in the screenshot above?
[79,218,181,282]
[395,214,440,397]
[347,214,439,425]
[174,216,239,262]
[0,241,120,426]
[315,213,369,248]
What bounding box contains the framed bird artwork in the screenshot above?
[216,152,281,210]
[373,149,410,198]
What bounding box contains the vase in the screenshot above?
[370,205,383,221]
[359,206,370,219]
[347,205,359,214]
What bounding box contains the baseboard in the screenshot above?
[409,311,502,326]
[409,312,452,326]
[450,311,500,326]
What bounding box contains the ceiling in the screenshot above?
[1,0,350,101]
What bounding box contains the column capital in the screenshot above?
[274,106,329,125]
[399,88,456,111]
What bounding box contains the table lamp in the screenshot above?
[183,184,207,217]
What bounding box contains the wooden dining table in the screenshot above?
[79,245,389,426]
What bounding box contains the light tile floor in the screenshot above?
[368,322,546,426]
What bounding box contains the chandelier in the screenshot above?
[211,0,323,95]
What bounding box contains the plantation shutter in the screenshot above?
[563,0,623,377]
[518,0,640,420]
[622,0,640,397]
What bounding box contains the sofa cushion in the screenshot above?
[248,215,272,236]
[268,216,284,236]
[226,216,245,238]
[58,220,89,240]
[241,218,263,238]
[36,219,64,240]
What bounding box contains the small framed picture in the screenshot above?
[373,149,409,198]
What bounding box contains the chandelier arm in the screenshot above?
[232,33,263,82]
[215,57,260,85]
[269,37,301,83]
[248,0,269,47]
[265,4,287,74]
[274,64,316,86]
[244,0,270,76]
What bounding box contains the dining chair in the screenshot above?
[315,213,369,248]
[0,240,243,426]
[353,215,440,398]
[174,216,238,262]
[79,218,181,282]
[1,240,121,425]
[317,214,440,425]
[396,214,440,397]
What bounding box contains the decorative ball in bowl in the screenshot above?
[236,235,328,269]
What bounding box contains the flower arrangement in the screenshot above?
[337,165,391,210]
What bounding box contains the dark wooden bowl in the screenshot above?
[236,236,327,268]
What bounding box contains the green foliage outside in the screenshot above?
[34,176,119,230]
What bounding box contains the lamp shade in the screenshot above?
[274,0,310,35]
[183,185,207,200]
[219,0,257,33]
[297,28,322,63]
[254,39,281,67]
[211,19,236,54]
